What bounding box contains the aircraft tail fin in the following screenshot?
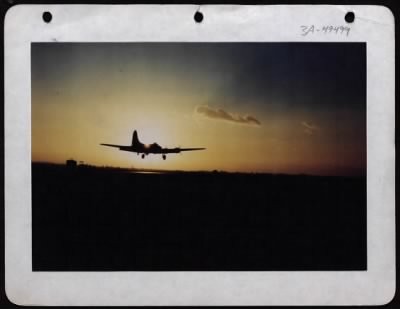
[132,130,140,146]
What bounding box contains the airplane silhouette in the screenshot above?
[100,130,206,160]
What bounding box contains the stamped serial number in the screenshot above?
[301,25,351,37]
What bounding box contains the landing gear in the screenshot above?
[162,154,166,160]
[141,154,145,159]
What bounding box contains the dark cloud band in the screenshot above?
[301,121,319,135]
[195,105,261,126]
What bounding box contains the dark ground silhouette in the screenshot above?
[32,162,366,271]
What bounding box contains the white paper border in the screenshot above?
[4,4,395,306]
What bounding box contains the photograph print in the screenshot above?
[31,42,366,271]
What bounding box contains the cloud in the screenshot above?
[195,105,261,126]
[301,121,319,135]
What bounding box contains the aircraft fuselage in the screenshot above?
[119,144,180,154]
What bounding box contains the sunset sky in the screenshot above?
[31,43,366,176]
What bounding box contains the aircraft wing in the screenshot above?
[161,147,206,153]
[179,148,206,152]
[100,143,123,148]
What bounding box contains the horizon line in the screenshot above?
[31,161,366,178]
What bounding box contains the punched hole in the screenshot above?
[194,11,203,23]
[42,11,52,23]
[345,11,355,23]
